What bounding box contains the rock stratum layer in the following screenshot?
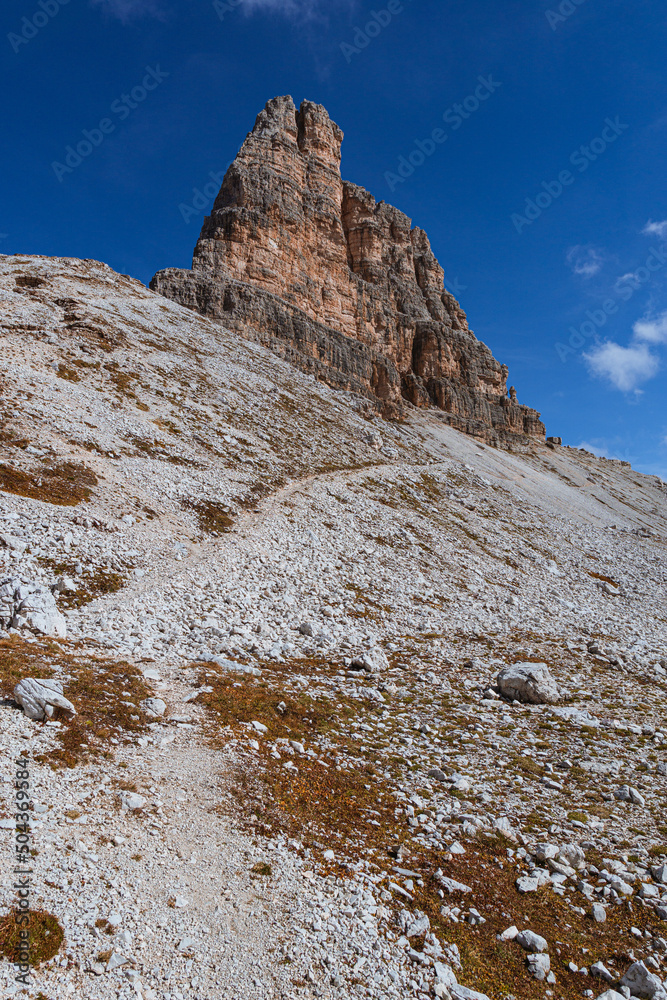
[151,95,545,446]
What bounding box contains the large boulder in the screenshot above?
[350,647,389,673]
[619,961,666,998]
[0,577,67,638]
[497,662,559,704]
[14,678,76,721]
[18,587,67,638]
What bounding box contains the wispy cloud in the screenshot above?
[90,0,166,22]
[241,0,349,13]
[577,440,615,459]
[643,219,667,240]
[584,340,660,393]
[633,309,667,345]
[566,244,604,278]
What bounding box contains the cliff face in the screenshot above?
[151,95,545,445]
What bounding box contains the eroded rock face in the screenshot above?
[151,95,545,446]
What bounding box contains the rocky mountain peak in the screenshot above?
[151,96,545,447]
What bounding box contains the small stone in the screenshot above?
[350,647,389,673]
[449,985,491,1000]
[516,876,540,893]
[493,816,518,843]
[516,930,548,953]
[557,844,585,870]
[209,656,261,677]
[591,903,607,923]
[651,864,667,884]
[398,909,430,938]
[591,962,614,983]
[106,952,128,971]
[115,929,132,949]
[614,784,645,805]
[629,787,646,807]
[527,952,551,980]
[140,697,166,718]
[119,792,146,811]
[433,962,457,987]
[534,843,559,862]
[251,721,268,735]
[437,873,472,894]
[500,925,518,941]
[177,937,197,953]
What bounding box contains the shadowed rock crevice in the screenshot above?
[151,95,545,447]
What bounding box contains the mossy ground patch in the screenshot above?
[0,461,97,506]
[0,910,64,967]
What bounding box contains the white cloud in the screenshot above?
[643,219,667,239]
[90,0,165,21]
[577,440,614,459]
[633,309,667,345]
[584,341,660,393]
[566,244,604,278]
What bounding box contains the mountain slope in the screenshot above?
[0,254,666,1000]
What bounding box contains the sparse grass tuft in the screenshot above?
[185,499,235,535]
[0,460,97,506]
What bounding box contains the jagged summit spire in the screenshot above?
[151,97,544,446]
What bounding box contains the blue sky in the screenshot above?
[2,0,666,478]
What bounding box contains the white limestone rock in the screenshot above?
[497,662,560,704]
[13,677,76,721]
